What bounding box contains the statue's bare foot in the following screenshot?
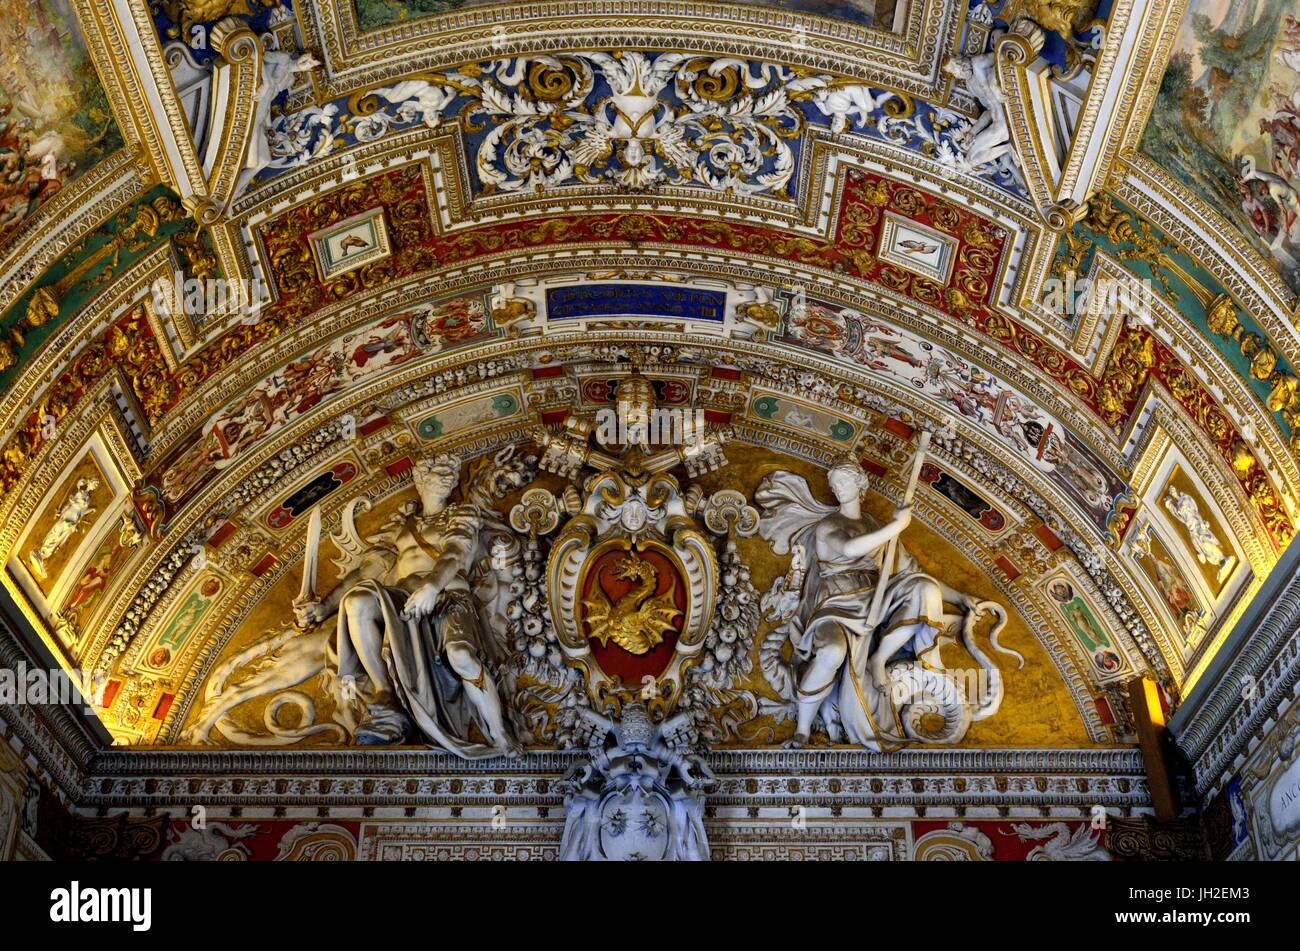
[785,732,809,749]
[501,739,525,758]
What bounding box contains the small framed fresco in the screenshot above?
[878,213,958,284]
[748,391,859,444]
[918,461,1009,536]
[413,386,526,441]
[1043,574,1132,682]
[134,575,224,676]
[309,208,391,281]
[1132,523,1208,648]
[9,431,132,606]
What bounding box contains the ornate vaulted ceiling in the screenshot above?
[2,0,1299,765]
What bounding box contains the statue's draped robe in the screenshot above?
[757,473,944,749]
[331,503,508,758]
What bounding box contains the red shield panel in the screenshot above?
[579,544,686,683]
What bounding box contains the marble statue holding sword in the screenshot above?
[293,452,528,755]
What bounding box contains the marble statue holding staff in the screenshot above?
[758,461,941,748]
[756,441,1015,750]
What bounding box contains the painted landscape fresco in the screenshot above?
[1140,0,1300,295]
[0,0,122,250]
[355,0,887,31]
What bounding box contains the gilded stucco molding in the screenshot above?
[75,0,200,191]
[996,0,1177,230]
[0,240,1216,690]
[1107,0,1189,164]
[0,158,143,319]
[0,229,1258,701]
[77,745,1148,810]
[124,245,1110,523]
[75,0,251,288]
[931,420,1172,686]
[1122,402,1269,679]
[225,98,1033,229]
[220,126,1276,492]
[1115,164,1300,337]
[202,20,265,215]
[0,387,147,665]
[0,246,169,450]
[301,0,956,101]
[1108,276,1300,506]
[2,20,1287,725]
[1129,406,1273,581]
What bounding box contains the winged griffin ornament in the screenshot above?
[582,554,683,655]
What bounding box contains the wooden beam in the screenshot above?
[1129,676,1180,822]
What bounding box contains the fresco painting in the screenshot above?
[141,577,223,674]
[1134,525,1206,640]
[354,0,890,31]
[1045,577,1128,678]
[145,298,489,517]
[1141,1,1300,294]
[0,0,122,249]
[785,298,1131,534]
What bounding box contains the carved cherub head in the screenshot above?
[941,56,973,82]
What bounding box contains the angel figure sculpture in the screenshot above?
[941,40,1016,173]
[240,44,321,189]
[756,454,1020,750]
[293,450,530,755]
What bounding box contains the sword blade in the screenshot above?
[298,505,322,604]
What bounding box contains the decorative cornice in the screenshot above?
[76,746,1147,812]
[0,159,143,319]
[0,611,97,802]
